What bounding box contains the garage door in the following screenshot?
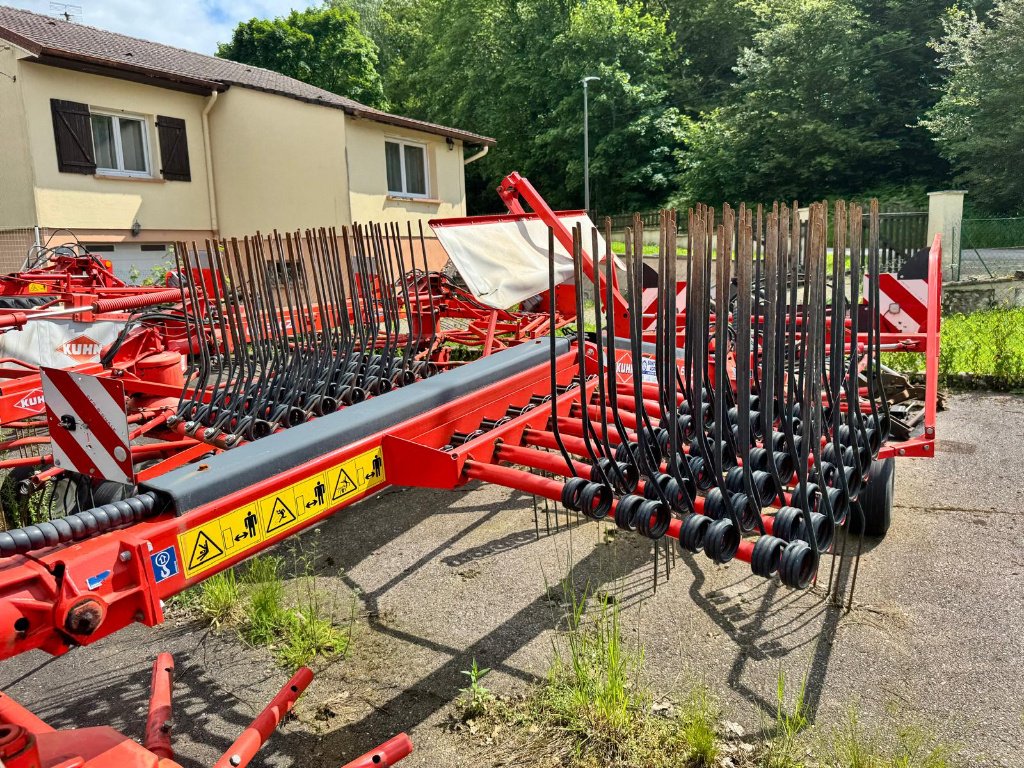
[85,243,171,284]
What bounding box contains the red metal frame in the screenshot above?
[876,233,942,459]
[0,655,411,768]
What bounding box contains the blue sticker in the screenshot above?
[86,570,111,590]
[150,546,179,583]
[639,356,657,381]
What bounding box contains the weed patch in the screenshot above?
[171,537,352,669]
[882,307,1024,389]
[459,582,962,767]
[459,659,495,719]
[466,587,717,767]
[825,711,956,768]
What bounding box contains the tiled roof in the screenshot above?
[0,5,495,145]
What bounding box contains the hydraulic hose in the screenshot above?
[0,491,160,557]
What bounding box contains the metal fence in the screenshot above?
[0,228,37,274]
[875,211,928,274]
[953,217,1024,281]
[597,209,929,273]
[600,211,663,232]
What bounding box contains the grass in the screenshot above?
[466,583,716,767]
[198,569,240,628]
[169,535,352,669]
[760,670,811,768]
[610,240,688,257]
[825,711,956,768]
[882,306,1024,389]
[681,685,720,767]
[459,579,961,768]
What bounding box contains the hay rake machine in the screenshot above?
[0,173,941,767]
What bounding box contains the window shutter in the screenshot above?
[156,116,191,182]
[50,99,96,174]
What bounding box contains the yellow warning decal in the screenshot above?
[179,446,385,578]
[27,282,47,294]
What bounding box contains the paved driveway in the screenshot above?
[0,392,1020,767]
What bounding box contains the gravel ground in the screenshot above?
[0,392,1021,767]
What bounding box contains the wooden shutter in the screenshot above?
[50,99,96,174]
[156,116,191,182]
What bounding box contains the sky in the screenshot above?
[3,0,303,55]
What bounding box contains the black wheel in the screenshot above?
[848,457,894,538]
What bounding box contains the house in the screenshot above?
[0,6,494,279]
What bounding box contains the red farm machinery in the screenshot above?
[0,174,941,767]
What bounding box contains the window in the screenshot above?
[51,101,189,181]
[268,260,305,286]
[385,140,428,197]
[90,113,150,177]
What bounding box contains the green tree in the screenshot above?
[678,0,949,207]
[924,1,1024,213]
[384,0,684,213]
[217,4,386,108]
[653,0,759,112]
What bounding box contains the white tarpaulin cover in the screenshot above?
[430,213,623,309]
[0,319,125,368]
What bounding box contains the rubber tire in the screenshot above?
[848,457,894,538]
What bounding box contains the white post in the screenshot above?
[927,190,966,278]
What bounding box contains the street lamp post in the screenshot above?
[582,76,599,214]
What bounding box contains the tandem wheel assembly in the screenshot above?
[848,457,895,538]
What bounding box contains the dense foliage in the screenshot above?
[217,5,386,109]
[219,0,1011,214]
[923,0,1024,214]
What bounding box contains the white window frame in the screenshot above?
[385,138,429,198]
[91,110,152,178]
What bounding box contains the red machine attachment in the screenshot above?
[0,654,410,768]
[0,178,941,764]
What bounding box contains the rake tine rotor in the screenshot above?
[229,236,275,440]
[734,207,769,538]
[202,238,251,443]
[569,225,610,487]
[587,225,631,494]
[390,222,418,384]
[658,213,697,507]
[292,230,335,415]
[602,222,637,465]
[171,240,205,426]
[326,227,364,403]
[547,227,577,480]
[186,241,228,433]
[373,223,399,386]
[658,211,697,511]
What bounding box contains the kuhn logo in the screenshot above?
[57,335,102,362]
[14,390,44,413]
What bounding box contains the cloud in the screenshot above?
[4,0,303,54]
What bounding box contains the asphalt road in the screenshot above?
[955,248,1024,280]
[0,392,1021,767]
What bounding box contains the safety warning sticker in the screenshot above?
[178,446,385,578]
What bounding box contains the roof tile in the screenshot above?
[0,5,494,145]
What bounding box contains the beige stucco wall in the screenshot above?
[0,48,37,229]
[208,87,351,236]
[5,55,471,254]
[17,58,213,232]
[345,117,466,228]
